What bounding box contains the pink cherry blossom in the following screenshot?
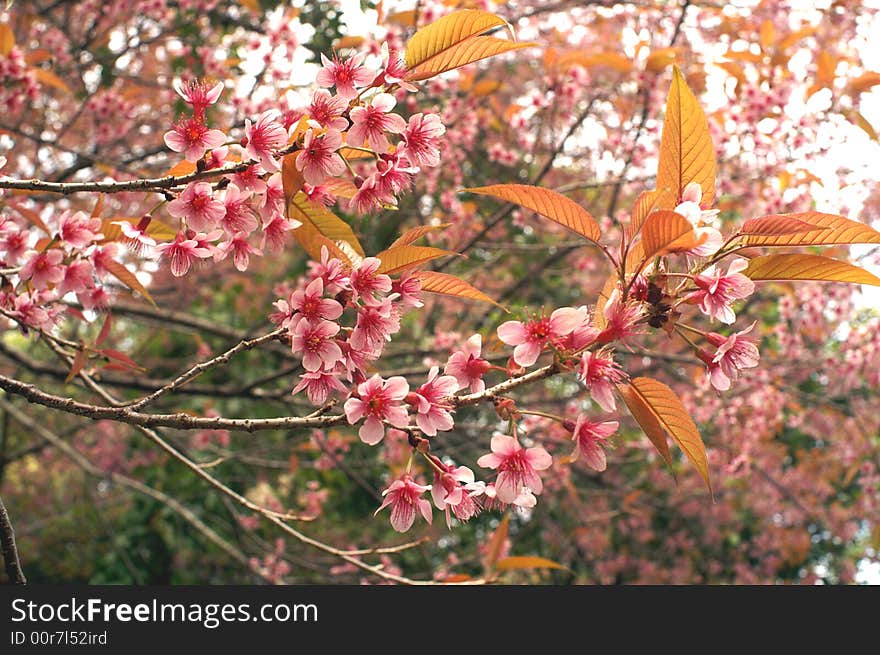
[291,369,348,406]
[291,318,343,372]
[674,182,722,257]
[113,216,156,253]
[295,129,345,186]
[497,306,586,367]
[597,288,645,343]
[307,89,348,131]
[219,184,258,235]
[691,257,755,324]
[155,231,212,277]
[431,462,482,528]
[214,232,261,272]
[350,296,400,355]
[288,277,343,328]
[411,366,458,436]
[58,210,102,248]
[577,350,627,412]
[261,215,299,253]
[349,256,392,300]
[174,79,223,117]
[19,249,64,289]
[376,43,418,93]
[569,416,618,471]
[391,270,423,309]
[302,183,335,208]
[308,245,350,295]
[374,153,418,197]
[476,434,553,504]
[343,374,410,445]
[444,334,490,393]
[164,116,226,162]
[316,53,375,101]
[400,112,446,167]
[701,321,761,391]
[374,474,432,533]
[57,259,94,295]
[349,174,394,215]
[244,110,288,172]
[166,182,226,231]
[347,93,407,152]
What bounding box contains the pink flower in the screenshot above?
[374,153,418,197]
[166,182,226,231]
[308,245,350,295]
[347,93,407,152]
[302,183,335,208]
[391,270,423,309]
[19,249,64,289]
[410,366,458,436]
[431,462,482,528]
[307,89,348,131]
[260,215,299,253]
[288,277,343,328]
[174,79,223,117]
[316,53,375,101]
[57,259,94,295]
[244,110,288,172]
[691,257,755,324]
[113,216,157,253]
[374,474,432,533]
[58,210,102,248]
[674,182,722,257]
[256,171,285,220]
[577,350,627,412]
[343,374,410,445]
[295,129,345,186]
[376,43,418,92]
[569,416,618,471]
[350,296,400,355]
[349,174,394,215]
[444,334,490,393]
[164,117,226,162]
[400,112,446,167]
[597,288,645,343]
[231,164,268,195]
[476,434,552,504]
[497,307,586,367]
[701,321,760,391]
[214,232,261,271]
[291,318,343,372]
[292,369,348,405]
[219,184,258,235]
[8,290,52,330]
[350,256,392,299]
[155,231,212,277]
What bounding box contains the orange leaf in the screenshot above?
[657,66,716,205]
[848,71,880,94]
[162,159,198,177]
[739,215,829,237]
[483,514,509,573]
[374,245,456,275]
[407,37,537,81]
[102,259,156,306]
[65,349,89,384]
[0,23,14,57]
[417,271,506,310]
[742,212,880,247]
[619,377,711,494]
[629,188,674,238]
[287,192,364,260]
[494,556,569,572]
[464,184,601,243]
[743,254,880,286]
[405,9,509,71]
[389,223,451,248]
[593,273,619,331]
[96,312,112,346]
[323,178,358,200]
[100,348,146,372]
[618,383,673,469]
[281,153,305,202]
[32,68,71,93]
[640,210,700,260]
[759,20,776,52]
[645,47,679,72]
